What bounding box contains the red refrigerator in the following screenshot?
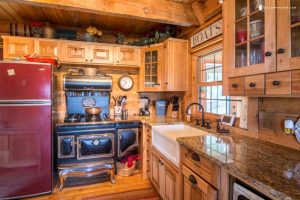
[0,61,52,199]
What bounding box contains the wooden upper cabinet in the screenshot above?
[163,39,188,91]
[139,44,164,92]
[228,77,245,96]
[114,46,140,66]
[277,0,300,71]
[244,74,265,95]
[35,40,57,58]
[89,45,114,64]
[58,42,89,63]
[3,36,34,60]
[266,71,291,95]
[223,0,276,78]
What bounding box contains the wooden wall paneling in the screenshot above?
[292,70,300,94]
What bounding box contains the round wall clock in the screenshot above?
[118,75,134,91]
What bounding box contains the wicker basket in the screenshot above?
[116,161,137,177]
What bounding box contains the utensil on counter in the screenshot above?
[295,119,300,143]
[284,119,295,134]
[85,107,103,115]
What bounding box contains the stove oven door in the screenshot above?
[57,136,75,159]
[117,128,139,157]
[77,134,114,160]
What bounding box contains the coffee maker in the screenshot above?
[139,96,150,116]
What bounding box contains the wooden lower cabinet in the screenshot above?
[150,147,180,200]
[292,70,300,95]
[182,166,217,200]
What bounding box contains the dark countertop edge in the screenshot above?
[176,138,294,200]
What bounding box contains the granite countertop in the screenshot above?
[177,129,300,200]
[137,115,185,126]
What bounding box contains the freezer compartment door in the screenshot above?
[0,105,52,198]
[0,62,52,100]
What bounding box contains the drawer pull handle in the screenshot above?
[249,83,256,88]
[231,83,238,88]
[272,81,280,86]
[191,153,200,162]
[265,52,272,57]
[189,175,197,185]
[277,48,285,54]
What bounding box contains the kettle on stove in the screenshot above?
[139,96,150,116]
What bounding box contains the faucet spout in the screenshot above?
[186,103,206,127]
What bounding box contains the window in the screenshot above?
[196,51,242,117]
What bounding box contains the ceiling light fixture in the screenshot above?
[218,0,224,3]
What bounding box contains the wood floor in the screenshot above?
[26,174,160,200]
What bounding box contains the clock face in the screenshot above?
[119,75,134,91]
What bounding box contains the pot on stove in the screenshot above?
[85,107,103,115]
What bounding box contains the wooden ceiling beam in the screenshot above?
[14,0,200,26]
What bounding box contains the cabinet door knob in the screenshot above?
[191,153,200,162]
[188,175,197,185]
[165,82,168,84]
[272,80,280,86]
[85,59,88,62]
[265,52,272,57]
[249,83,256,88]
[277,48,285,54]
[232,83,238,88]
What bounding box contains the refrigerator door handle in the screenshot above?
[0,100,51,106]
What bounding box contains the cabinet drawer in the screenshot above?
[181,147,220,189]
[228,77,245,96]
[266,71,291,95]
[244,74,265,95]
[182,165,217,200]
[292,70,300,95]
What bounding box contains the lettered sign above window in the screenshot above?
[190,20,222,48]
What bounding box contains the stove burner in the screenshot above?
[86,114,101,122]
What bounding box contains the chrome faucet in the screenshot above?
[186,103,206,127]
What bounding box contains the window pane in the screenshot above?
[218,100,227,115]
[202,68,215,82]
[202,54,215,70]
[211,100,218,114]
[215,67,222,81]
[211,86,218,99]
[197,51,223,83]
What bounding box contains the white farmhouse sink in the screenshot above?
[152,124,208,167]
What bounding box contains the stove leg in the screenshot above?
[109,169,116,184]
[58,175,66,191]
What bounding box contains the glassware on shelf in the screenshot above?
[250,38,264,65]
[291,26,300,58]
[250,20,263,38]
[235,44,247,67]
[291,0,300,24]
[236,30,247,43]
[250,0,264,12]
[235,0,247,20]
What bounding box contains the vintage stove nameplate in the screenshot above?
[7,69,15,76]
[191,20,222,48]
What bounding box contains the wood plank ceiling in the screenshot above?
[0,0,166,35]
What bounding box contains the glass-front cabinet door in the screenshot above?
[277,0,300,71]
[139,45,163,91]
[224,0,276,77]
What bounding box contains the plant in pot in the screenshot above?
[85,26,102,42]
